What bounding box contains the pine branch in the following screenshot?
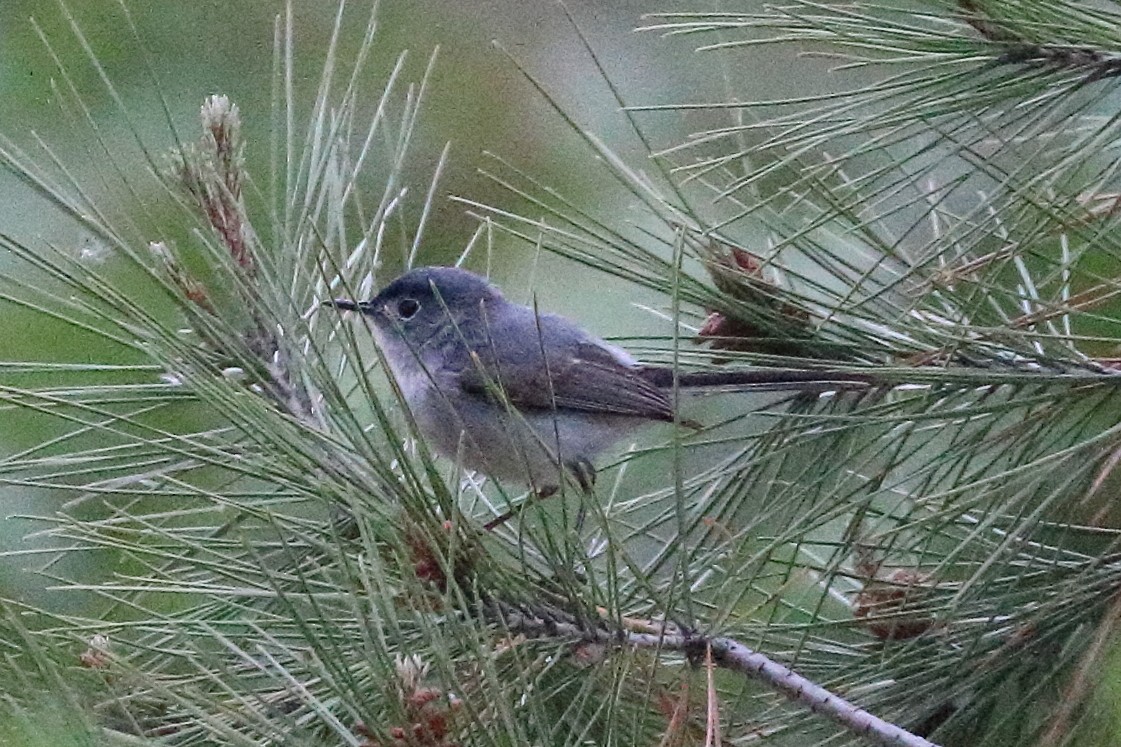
[960,0,1121,81]
[492,599,938,747]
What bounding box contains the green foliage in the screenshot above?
[3,1,1121,745]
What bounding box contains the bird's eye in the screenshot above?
[397,298,421,320]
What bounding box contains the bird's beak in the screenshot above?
[323,299,365,313]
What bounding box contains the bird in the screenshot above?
[326,266,871,516]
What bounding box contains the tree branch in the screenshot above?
[493,602,939,747]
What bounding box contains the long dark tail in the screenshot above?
[639,366,877,392]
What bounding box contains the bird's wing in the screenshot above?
[450,321,674,422]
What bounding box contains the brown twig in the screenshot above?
[959,0,1121,81]
[493,602,939,747]
[160,95,320,424]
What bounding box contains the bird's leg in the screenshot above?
[566,457,596,531]
[483,458,597,531]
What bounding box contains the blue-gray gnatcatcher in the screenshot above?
[327,266,870,501]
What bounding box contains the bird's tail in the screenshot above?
[639,366,876,392]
